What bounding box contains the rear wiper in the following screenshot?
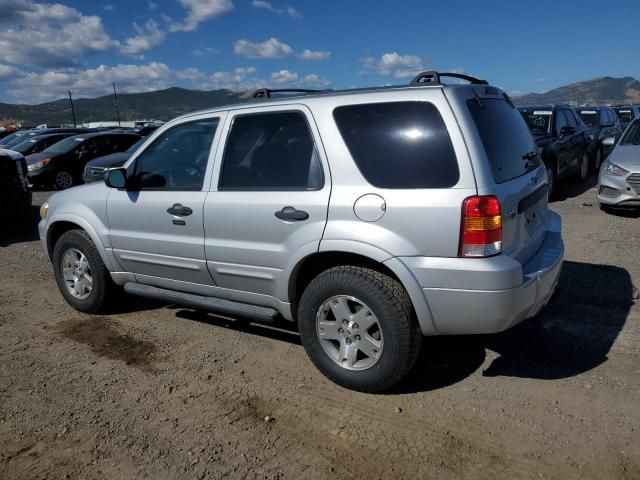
[522,151,540,169]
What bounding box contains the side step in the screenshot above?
[124,283,279,322]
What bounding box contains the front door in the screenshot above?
[203,105,330,301]
[107,114,225,286]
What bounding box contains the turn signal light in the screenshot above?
[459,195,502,257]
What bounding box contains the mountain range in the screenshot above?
[1,76,639,125]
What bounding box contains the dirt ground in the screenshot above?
[1,176,639,480]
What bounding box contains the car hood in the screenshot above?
[46,180,109,215]
[85,152,131,169]
[25,152,52,164]
[608,145,640,170]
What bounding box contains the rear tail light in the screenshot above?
[459,195,502,257]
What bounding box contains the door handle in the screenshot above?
[167,204,193,216]
[274,206,309,221]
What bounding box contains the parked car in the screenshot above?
[132,123,163,136]
[38,72,563,392]
[0,125,17,140]
[518,104,591,195]
[598,118,640,211]
[83,138,145,183]
[0,148,32,223]
[26,132,141,189]
[10,133,76,156]
[612,105,640,131]
[574,106,623,170]
[0,128,88,149]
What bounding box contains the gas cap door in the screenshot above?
[353,194,386,222]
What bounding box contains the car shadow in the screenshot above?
[394,260,635,393]
[549,173,597,203]
[0,205,41,247]
[602,207,640,219]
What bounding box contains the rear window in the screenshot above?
[576,110,599,128]
[467,98,537,184]
[614,108,633,123]
[333,101,459,188]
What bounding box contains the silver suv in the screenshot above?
[38,72,564,392]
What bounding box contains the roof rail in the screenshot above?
[250,88,324,99]
[410,71,488,86]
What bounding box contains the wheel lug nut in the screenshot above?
[346,339,352,345]
[355,335,360,341]
[353,323,359,329]
[338,328,343,333]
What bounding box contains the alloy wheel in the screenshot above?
[55,171,74,189]
[61,248,93,300]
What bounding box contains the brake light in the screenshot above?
[459,195,502,257]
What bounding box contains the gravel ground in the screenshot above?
[1,176,639,480]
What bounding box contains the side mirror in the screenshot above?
[602,137,616,147]
[104,167,127,189]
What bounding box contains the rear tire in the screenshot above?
[52,229,116,314]
[546,164,555,199]
[573,154,589,182]
[593,148,602,172]
[298,266,422,393]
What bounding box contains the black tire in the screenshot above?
[573,153,589,182]
[298,266,422,393]
[546,164,555,199]
[53,170,75,190]
[592,148,602,173]
[52,229,116,314]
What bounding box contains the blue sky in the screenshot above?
[0,0,639,103]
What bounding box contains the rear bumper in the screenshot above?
[400,210,564,335]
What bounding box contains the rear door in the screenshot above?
[553,109,573,175]
[464,92,549,264]
[203,105,330,300]
[107,115,224,286]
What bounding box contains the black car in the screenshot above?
[26,132,141,189]
[0,148,32,223]
[518,104,591,195]
[612,105,640,131]
[574,106,623,170]
[82,137,145,183]
[132,123,163,136]
[0,128,89,149]
[10,133,76,156]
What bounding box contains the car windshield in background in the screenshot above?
[468,98,538,184]
[11,139,38,154]
[43,136,84,155]
[519,110,552,135]
[577,110,599,127]
[619,120,640,145]
[1,132,32,147]
[614,108,633,123]
[126,138,145,152]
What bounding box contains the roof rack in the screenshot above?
[410,71,488,86]
[250,88,324,99]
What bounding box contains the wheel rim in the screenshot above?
[61,248,93,300]
[581,154,588,179]
[316,295,384,371]
[55,171,73,189]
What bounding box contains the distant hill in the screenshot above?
[514,76,640,106]
[0,87,242,125]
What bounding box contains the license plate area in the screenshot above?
[519,185,548,236]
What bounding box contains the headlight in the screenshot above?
[602,162,629,176]
[27,158,51,172]
[40,202,49,219]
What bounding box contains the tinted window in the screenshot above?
[333,102,459,188]
[620,120,640,145]
[133,119,218,190]
[519,109,552,135]
[467,98,537,184]
[577,109,599,128]
[554,110,569,136]
[563,109,578,128]
[614,108,633,123]
[219,112,322,190]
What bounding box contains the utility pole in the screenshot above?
[68,90,77,127]
[113,82,121,127]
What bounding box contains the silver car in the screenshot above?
[38,72,564,392]
[598,118,640,210]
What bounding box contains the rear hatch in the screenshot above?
[462,90,549,264]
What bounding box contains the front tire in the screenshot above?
[52,229,115,313]
[298,266,422,393]
[53,170,74,190]
[546,164,555,199]
[593,148,602,172]
[573,154,589,182]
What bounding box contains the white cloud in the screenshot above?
[169,0,234,32]
[300,74,331,88]
[271,69,298,84]
[0,0,118,68]
[103,4,114,11]
[6,62,173,102]
[536,78,546,83]
[298,49,330,61]
[148,1,158,9]
[192,46,218,56]
[120,20,166,57]
[234,37,293,59]
[251,0,301,18]
[0,64,25,80]
[176,67,205,81]
[361,52,425,78]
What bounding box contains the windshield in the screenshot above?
[614,108,633,123]
[519,109,552,135]
[43,136,85,154]
[468,98,539,184]
[620,120,640,145]
[577,110,600,128]
[126,138,145,152]
[0,131,33,147]
[11,138,38,154]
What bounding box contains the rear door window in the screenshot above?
[467,98,537,184]
[333,102,459,188]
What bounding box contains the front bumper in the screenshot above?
[598,170,640,207]
[401,210,564,335]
